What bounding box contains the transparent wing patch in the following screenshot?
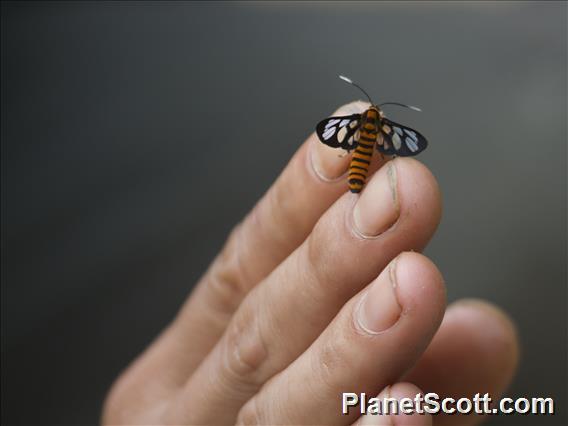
[376,118,428,157]
[315,114,361,152]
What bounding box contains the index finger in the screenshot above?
[172,101,379,374]
[116,101,380,388]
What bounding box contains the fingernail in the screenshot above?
[356,258,401,334]
[310,101,369,181]
[358,386,392,425]
[353,161,399,237]
[311,139,350,180]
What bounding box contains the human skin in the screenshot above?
[102,101,519,425]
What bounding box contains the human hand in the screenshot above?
[103,101,518,425]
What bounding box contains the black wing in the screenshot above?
[377,118,428,157]
[315,114,361,152]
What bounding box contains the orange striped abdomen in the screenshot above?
[348,126,376,193]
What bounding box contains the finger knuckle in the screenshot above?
[222,304,269,389]
[206,223,250,315]
[316,330,349,391]
[236,398,262,426]
[102,375,167,424]
[304,219,344,299]
[101,383,125,424]
[266,180,302,250]
[305,220,330,278]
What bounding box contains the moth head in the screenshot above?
[372,105,385,119]
[365,106,383,122]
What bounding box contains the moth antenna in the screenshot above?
[379,102,422,112]
[339,75,374,105]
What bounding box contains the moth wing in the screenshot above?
[315,114,361,152]
[376,118,428,157]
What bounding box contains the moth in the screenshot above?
[315,75,428,193]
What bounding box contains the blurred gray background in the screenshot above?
[1,2,566,425]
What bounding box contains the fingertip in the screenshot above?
[389,382,433,426]
[333,100,371,116]
[357,382,432,426]
[309,134,351,182]
[391,158,442,238]
[394,252,447,322]
[447,299,520,388]
[359,157,441,250]
[311,100,371,181]
[352,157,441,240]
[405,298,520,423]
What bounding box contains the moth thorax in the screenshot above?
[364,107,381,124]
